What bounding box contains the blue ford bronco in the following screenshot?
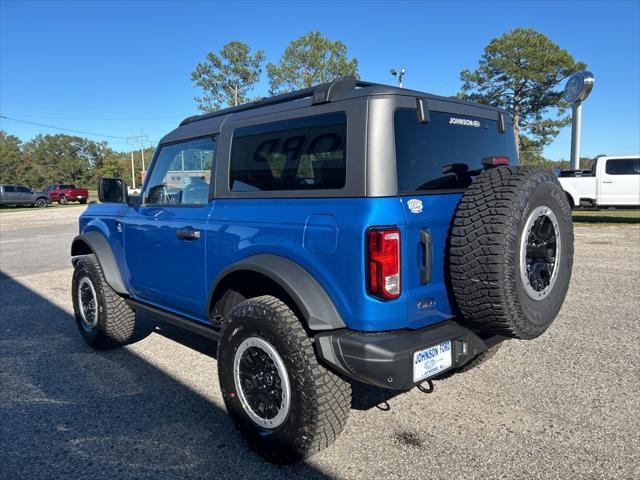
[71,77,573,463]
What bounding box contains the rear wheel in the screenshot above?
[218,295,351,464]
[59,196,68,205]
[450,166,573,340]
[72,254,137,349]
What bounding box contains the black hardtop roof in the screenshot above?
[178,76,509,128]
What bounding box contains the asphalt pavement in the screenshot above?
[0,206,639,479]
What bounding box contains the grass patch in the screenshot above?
[572,209,640,226]
[0,203,89,215]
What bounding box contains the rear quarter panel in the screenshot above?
[208,198,408,330]
[207,197,455,331]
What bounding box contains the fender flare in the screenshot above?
[209,254,345,330]
[71,231,129,295]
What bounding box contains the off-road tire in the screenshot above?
[72,254,136,349]
[218,295,351,464]
[450,166,573,340]
[59,196,68,205]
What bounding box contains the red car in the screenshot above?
[46,183,90,204]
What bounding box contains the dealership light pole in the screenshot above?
[390,68,406,88]
[563,71,595,170]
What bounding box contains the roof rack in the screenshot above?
[179,76,380,126]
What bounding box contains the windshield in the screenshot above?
[394,109,517,193]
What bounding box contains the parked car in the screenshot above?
[46,183,90,204]
[559,155,640,208]
[0,184,50,208]
[70,77,574,464]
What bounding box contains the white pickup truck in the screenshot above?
[558,155,640,208]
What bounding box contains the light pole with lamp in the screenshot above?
[390,68,406,88]
[563,70,595,170]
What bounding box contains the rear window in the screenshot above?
[605,158,640,175]
[394,109,517,193]
[229,112,346,192]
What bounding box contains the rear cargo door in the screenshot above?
[400,194,460,328]
[394,108,518,328]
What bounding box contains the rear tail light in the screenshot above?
[367,227,401,300]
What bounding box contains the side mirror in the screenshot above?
[98,177,128,203]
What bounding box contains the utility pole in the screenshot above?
[139,129,146,173]
[130,147,136,189]
[127,130,149,189]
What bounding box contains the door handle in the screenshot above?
[176,229,201,240]
[602,180,614,184]
[419,229,432,285]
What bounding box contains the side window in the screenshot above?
[16,186,31,193]
[229,112,347,192]
[143,137,216,205]
[4,186,16,192]
[605,158,640,175]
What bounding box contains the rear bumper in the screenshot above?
[315,320,503,390]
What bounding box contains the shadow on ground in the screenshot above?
[0,271,337,480]
[155,323,403,412]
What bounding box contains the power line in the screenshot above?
[0,115,159,144]
[0,115,129,140]
[0,113,187,121]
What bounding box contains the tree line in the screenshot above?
[0,131,153,189]
[1,28,588,189]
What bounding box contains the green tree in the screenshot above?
[0,131,25,184]
[267,31,359,94]
[191,41,265,112]
[459,28,586,158]
[21,134,106,188]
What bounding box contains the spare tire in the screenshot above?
[450,166,573,340]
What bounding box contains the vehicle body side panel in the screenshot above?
[78,203,131,288]
[124,204,212,318]
[596,157,640,206]
[207,197,454,331]
[558,176,596,205]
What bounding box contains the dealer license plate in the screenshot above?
[413,340,452,382]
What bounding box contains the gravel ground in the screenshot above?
[1,208,639,480]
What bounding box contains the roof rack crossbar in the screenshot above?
[180,76,380,127]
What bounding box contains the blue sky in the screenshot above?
[1,0,639,160]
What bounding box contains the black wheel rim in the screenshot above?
[239,347,283,418]
[77,277,98,330]
[233,337,291,429]
[520,206,561,300]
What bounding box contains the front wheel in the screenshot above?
[217,295,351,464]
[72,254,137,349]
[34,197,48,208]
